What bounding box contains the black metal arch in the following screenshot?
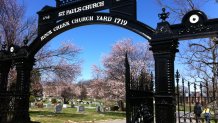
[1,0,218,122]
[29,13,155,56]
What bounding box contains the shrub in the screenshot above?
[29,95,35,103]
[51,98,57,104]
[36,102,43,108]
[110,106,119,111]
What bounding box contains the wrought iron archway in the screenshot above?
[0,0,218,123]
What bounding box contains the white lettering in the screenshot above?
[43,15,50,20]
[53,21,70,32]
[40,15,129,41]
[41,30,52,41]
[97,16,112,22]
[58,11,65,17]
[58,1,105,17]
[114,18,128,25]
[71,16,94,24]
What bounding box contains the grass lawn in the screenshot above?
[29,108,125,123]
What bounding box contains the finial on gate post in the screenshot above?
[23,36,28,46]
[158,8,170,22]
[175,70,180,80]
[2,43,6,51]
[0,36,6,51]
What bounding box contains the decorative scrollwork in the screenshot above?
[156,22,172,34]
[130,102,153,122]
[178,24,212,35]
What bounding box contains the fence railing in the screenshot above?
[175,70,218,123]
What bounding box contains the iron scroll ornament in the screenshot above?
[153,10,218,41]
[29,13,155,56]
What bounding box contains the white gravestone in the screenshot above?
[77,106,85,112]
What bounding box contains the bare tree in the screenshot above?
[0,0,37,46]
[35,41,82,83]
[156,0,210,22]
[180,39,218,83]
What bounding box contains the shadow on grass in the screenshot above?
[29,111,85,118]
[103,111,126,117]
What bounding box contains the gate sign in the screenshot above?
[57,1,105,17]
[37,0,137,37]
[38,0,107,23]
[38,0,135,24]
[40,14,129,41]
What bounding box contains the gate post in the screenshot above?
[0,48,12,123]
[13,57,35,123]
[0,62,11,122]
[150,38,179,123]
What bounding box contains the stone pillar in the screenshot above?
[12,58,34,123]
[150,39,179,123]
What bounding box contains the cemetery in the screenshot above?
[0,0,217,123]
[29,98,125,123]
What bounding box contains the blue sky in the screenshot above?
[18,0,218,81]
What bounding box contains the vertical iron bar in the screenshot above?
[194,83,197,103]
[213,77,215,100]
[176,70,180,123]
[150,72,154,92]
[206,81,209,103]
[188,81,192,122]
[182,78,186,122]
[125,53,131,123]
[200,83,203,105]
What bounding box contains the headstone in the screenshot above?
[77,106,85,112]
[63,104,67,108]
[100,106,105,112]
[118,100,124,111]
[30,102,35,108]
[54,103,63,113]
[71,102,75,108]
[96,105,105,112]
[96,105,101,112]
